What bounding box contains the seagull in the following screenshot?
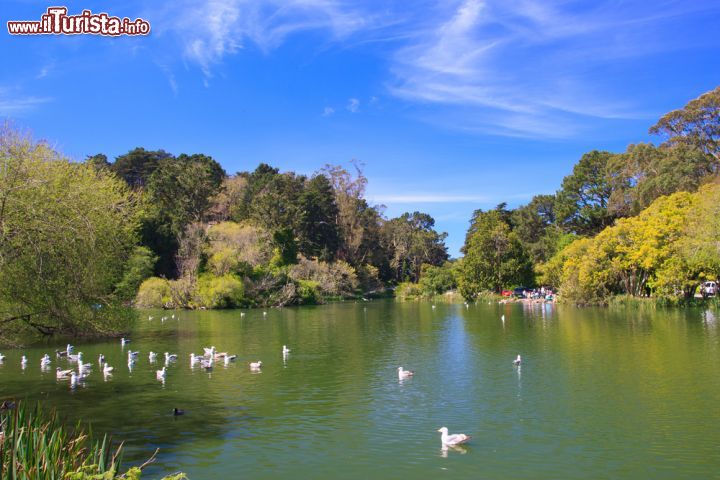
[0,353,5,361]
[263,311,267,317]
[41,354,51,367]
[127,350,139,358]
[121,337,131,346]
[398,366,414,379]
[70,372,79,388]
[224,354,237,365]
[66,344,74,354]
[203,346,216,357]
[501,314,505,322]
[513,354,522,366]
[67,352,80,362]
[282,345,290,355]
[437,427,471,446]
[432,305,436,309]
[148,351,158,362]
[55,349,67,358]
[156,367,166,380]
[250,361,262,370]
[164,352,178,362]
[189,353,201,366]
[103,363,114,375]
[56,367,73,378]
[21,355,27,367]
[200,359,213,372]
[98,354,105,365]
[148,315,153,321]
[240,312,246,317]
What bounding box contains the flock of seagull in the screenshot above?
[0,309,524,449]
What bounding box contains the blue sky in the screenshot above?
[2,0,719,256]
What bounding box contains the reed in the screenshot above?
[0,402,184,480]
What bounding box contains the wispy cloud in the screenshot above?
[387,0,719,137]
[158,0,374,79]
[370,192,536,204]
[346,97,360,113]
[322,106,335,116]
[0,87,50,116]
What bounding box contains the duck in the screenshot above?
[156,367,166,380]
[56,367,73,378]
[513,354,522,366]
[397,366,414,379]
[103,363,114,375]
[437,427,471,446]
[148,351,158,362]
[249,361,263,370]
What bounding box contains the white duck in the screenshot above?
[397,366,414,379]
[437,427,471,446]
[513,354,522,366]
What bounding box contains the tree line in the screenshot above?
[447,86,720,303]
[0,129,449,339]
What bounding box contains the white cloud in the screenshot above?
[346,97,360,113]
[322,106,335,116]
[158,0,374,79]
[0,87,49,115]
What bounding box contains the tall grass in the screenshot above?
[0,403,185,480]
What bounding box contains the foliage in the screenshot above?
[297,174,339,261]
[114,247,157,301]
[135,277,172,308]
[205,222,271,276]
[111,147,172,189]
[418,262,456,295]
[555,150,618,236]
[288,257,358,297]
[195,274,245,309]
[381,212,448,282]
[395,281,424,300]
[650,86,720,161]
[0,403,185,480]
[0,126,139,340]
[457,208,534,299]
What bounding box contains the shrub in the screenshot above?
[135,277,172,308]
[396,282,424,299]
[195,274,245,309]
[297,280,321,304]
[288,257,358,297]
[115,246,157,301]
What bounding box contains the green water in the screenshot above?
[1,301,719,479]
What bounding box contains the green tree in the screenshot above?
[650,86,720,162]
[112,147,173,188]
[297,174,339,261]
[457,209,533,299]
[0,127,139,339]
[382,212,448,282]
[555,150,617,236]
[511,194,559,262]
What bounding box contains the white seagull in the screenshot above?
[103,362,114,375]
[437,427,471,446]
[250,361,263,370]
[156,366,166,380]
[398,366,414,379]
[282,345,290,355]
[513,354,522,366]
[149,351,158,362]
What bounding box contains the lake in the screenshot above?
[1,300,719,479]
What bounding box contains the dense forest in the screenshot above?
[0,126,448,340]
[1,85,718,341]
